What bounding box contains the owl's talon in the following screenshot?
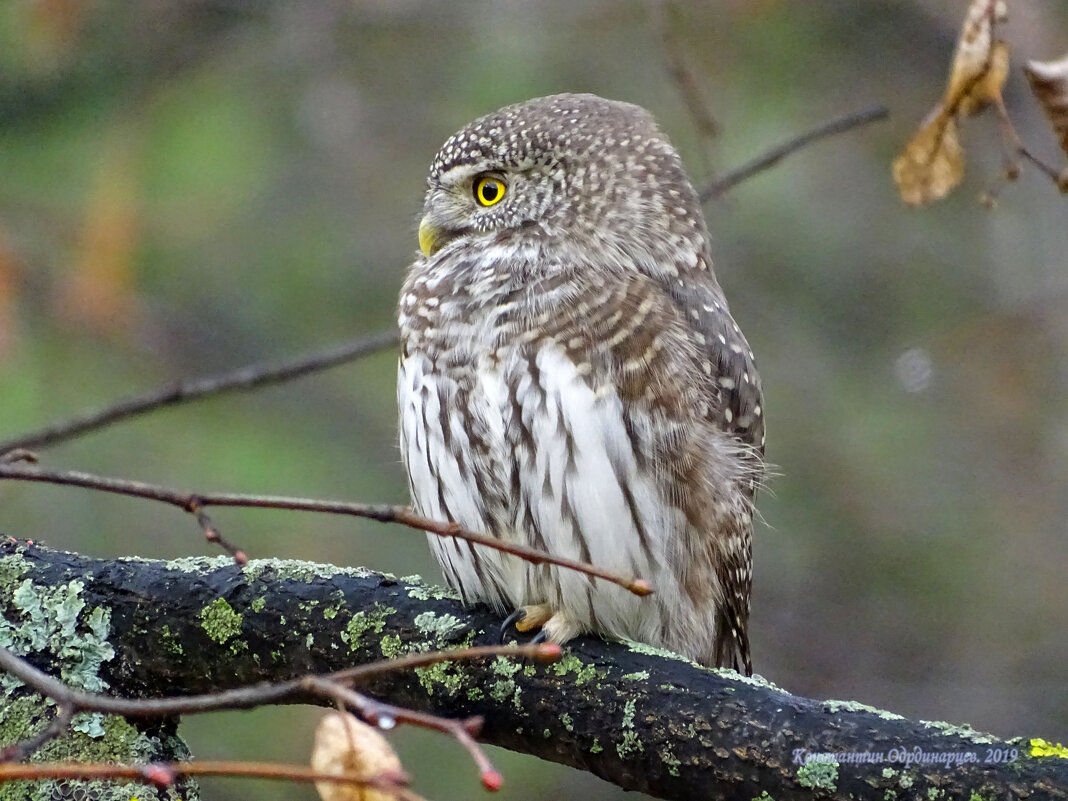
[498,609,527,643]
[513,603,553,632]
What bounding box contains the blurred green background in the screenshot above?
[1,1,1066,799]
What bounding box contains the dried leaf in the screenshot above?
[1024,53,1068,159]
[311,712,404,801]
[893,110,965,206]
[947,0,1009,115]
[893,0,1009,205]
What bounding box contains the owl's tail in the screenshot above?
[713,605,752,677]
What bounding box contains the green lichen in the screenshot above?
[589,738,603,754]
[0,556,197,801]
[926,789,943,800]
[0,578,114,692]
[624,639,696,664]
[542,728,551,738]
[250,596,267,613]
[550,654,602,685]
[968,793,986,801]
[159,625,183,656]
[621,670,650,681]
[322,605,339,620]
[199,597,242,645]
[241,557,371,584]
[343,603,396,651]
[660,745,681,776]
[71,712,106,738]
[400,575,459,601]
[414,661,467,696]
[380,634,404,659]
[797,761,838,791]
[825,699,906,721]
[487,657,524,708]
[752,793,774,801]
[522,665,536,677]
[559,712,574,732]
[0,551,29,587]
[467,687,485,701]
[882,767,897,779]
[160,555,233,573]
[413,611,465,642]
[616,698,644,759]
[919,719,997,744]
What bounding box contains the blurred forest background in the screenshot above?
[1,1,1066,799]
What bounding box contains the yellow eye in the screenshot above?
[474,176,506,207]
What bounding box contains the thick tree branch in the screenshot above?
[1,541,1063,801]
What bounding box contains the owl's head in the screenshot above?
[417,94,709,274]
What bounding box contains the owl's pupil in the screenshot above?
[481,182,498,203]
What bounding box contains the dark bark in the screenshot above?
[1,540,1064,801]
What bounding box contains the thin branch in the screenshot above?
[0,705,73,763]
[0,329,397,456]
[305,678,502,791]
[0,464,654,596]
[649,0,719,141]
[0,642,559,721]
[699,104,891,201]
[0,640,557,773]
[0,760,420,800]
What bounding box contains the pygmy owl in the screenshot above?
[398,94,764,674]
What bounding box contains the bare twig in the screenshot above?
[649,0,719,142]
[0,464,654,596]
[305,678,503,791]
[699,104,891,201]
[0,642,557,721]
[0,705,74,763]
[0,760,420,799]
[990,95,1066,190]
[0,329,397,456]
[0,641,558,768]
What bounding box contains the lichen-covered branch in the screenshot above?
[1,541,1064,801]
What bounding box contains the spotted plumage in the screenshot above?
[398,94,764,673]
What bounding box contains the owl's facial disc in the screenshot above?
[419,166,522,257]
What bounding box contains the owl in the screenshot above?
[398,94,764,674]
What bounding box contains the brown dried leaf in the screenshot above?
[1024,53,1068,159]
[311,712,404,801]
[893,0,1009,205]
[947,0,1009,116]
[893,109,965,207]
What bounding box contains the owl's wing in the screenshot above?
[552,269,761,674]
[667,277,765,459]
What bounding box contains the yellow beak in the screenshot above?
[418,218,440,258]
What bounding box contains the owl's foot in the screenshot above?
[498,604,581,646]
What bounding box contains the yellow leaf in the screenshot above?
[311,712,404,801]
[1024,53,1068,160]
